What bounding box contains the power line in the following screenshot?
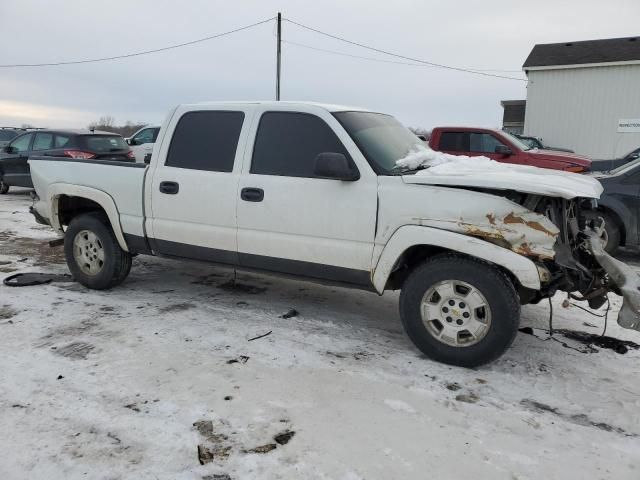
[284,39,525,73]
[283,17,527,81]
[0,17,275,68]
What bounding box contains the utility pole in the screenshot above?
[276,12,281,101]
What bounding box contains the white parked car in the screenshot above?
[28,101,640,367]
[126,125,160,163]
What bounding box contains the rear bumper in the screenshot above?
[587,229,640,331]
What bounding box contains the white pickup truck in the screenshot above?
[28,101,640,367]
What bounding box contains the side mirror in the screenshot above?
[127,138,137,146]
[495,145,513,156]
[143,153,152,164]
[3,145,15,154]
[313,152,359,181]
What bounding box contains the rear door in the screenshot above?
[0,132,34,187]
[236,107,378,286]
[148,106,251,264]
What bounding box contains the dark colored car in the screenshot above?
[429,127,591,172]
[591,146,640,172]
[513,134,574,153]
[0,128,23,148]
[0,129,134,194]
[586,158,640,254]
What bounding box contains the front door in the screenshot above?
[236,108,378,286]
[148,107,250,264]
[0,132,34,187]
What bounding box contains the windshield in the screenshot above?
[333,111,425,174]
[505,132,533,151]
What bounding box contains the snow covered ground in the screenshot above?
[1,189,639,480]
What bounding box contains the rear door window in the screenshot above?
[439,132,469,151]
[32,132,54,151]
[54,134,71,148]
[251,111,350,178]
[166,111,245,172]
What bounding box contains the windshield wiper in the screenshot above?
[389,164,428,175]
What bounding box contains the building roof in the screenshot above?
[523,36,640,69]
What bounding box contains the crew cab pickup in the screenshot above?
[28,101,639,367]
[429,127,591,172]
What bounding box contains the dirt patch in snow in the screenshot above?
[521,399,637,436]
[217,280,267,295]
[0,306,18,320]
[54,341,95,359]
[158,302,195,313]
[0,233,64,266]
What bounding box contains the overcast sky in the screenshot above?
[1,0,638,130]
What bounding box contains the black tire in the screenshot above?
[0,179,9,194]
[64,213,132,290]
[399,254,520,368]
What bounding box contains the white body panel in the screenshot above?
[236,103,377,272]
[372,225,541,292]
[524,64,640,159]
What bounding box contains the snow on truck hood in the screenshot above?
[397,148,603,200]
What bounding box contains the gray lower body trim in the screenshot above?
[131,236,373,290]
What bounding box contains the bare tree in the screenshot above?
[87,116,146,136]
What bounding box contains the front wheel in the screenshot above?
[399,254,520,368]
[64,213,132,290]
[0,180,9,194]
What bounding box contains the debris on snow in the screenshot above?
[280,308,299,319]
[273,430,295,445]
[244,443,277,454]
[247,331,272,342]
[198,444,232,464]
[226,355,249,364]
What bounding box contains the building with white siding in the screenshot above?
[522,37,640,159]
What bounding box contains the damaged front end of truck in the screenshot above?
[462,192,640,333]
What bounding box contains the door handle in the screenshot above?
[241,187,264,202]
[159,181,179,194]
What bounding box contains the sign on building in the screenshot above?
[617,119,640,133]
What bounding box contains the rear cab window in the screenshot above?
[166,111,245,172]
[251,111,352,178]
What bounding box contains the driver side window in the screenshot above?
[133,128,154,145]
[470,133,506,153]
[10,133,33,152]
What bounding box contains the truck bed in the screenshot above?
[28,156,148,238]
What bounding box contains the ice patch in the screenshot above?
[384,399,416,413]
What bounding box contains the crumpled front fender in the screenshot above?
[587,229,640,331]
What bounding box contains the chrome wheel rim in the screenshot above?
[73,230,105,276]
[420,280,492,347]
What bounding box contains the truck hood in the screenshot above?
[528,149,592,167]
[402,158,603,200]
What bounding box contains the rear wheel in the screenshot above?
[399,254,520,368]
[0,180,9,194]
[64,213,132,290]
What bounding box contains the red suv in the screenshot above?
[429,127,591,172]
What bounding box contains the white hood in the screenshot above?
[396,148,603,200]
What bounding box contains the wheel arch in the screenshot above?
[372,225,541,294]
[48,184,129,252]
